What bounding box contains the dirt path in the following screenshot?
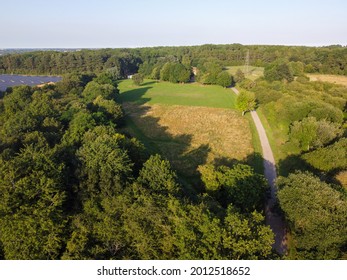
[231,87,287,255]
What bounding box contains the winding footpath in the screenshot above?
[231,87,287,255]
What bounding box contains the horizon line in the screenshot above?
[1,43,347,50]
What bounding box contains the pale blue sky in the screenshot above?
[1,0,346,48]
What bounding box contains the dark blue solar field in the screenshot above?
[0,74,62,91]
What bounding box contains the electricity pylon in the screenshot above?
[244,50,250,75]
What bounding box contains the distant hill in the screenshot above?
[0,48,82,56]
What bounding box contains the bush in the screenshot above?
[289,117,341,151]
[302,138,347,172]
[277,171,347,259]
[216,72,232,87]
[132,73,144,86]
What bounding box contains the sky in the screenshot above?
[1,0,346,48]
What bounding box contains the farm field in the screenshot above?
[224,66,264,81]
[118,80,254,178]
[308,73,347,87]
[118,79,236,108]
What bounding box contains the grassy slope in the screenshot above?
[118,79,236,108]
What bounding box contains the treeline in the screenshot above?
[0,73,275,260]
[139,60,233,87]
[1,44,346,76]
[0,49,140,76]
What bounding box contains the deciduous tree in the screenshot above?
[277,172,347,259]
[132,73,144,86]
[236,90,256,115]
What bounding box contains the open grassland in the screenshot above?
[308,74,347,87]
[122,103,254,177]
[118,79,236,108]
[335,171,347,190]
[225,66,264,81]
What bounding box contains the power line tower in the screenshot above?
[244,50,250,75]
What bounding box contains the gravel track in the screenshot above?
[231,87,287,255]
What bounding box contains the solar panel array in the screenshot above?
[0,75,62,91]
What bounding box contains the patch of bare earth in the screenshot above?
[123,103,253,176]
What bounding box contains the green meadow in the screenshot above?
[118,79,236,108]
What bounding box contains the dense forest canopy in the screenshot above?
[0,73,275,260]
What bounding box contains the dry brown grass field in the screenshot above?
[335,171,347,190]
[123,103,254,177]
[308,74,347,87]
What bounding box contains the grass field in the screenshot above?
[121,103,254,177]
[224,66,264,81]
[308,74,347,87]
[118,79,236,108]
[118,79,255,179]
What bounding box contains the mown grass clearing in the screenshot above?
[308,74,347,87]
[224,66,264,81]
[121,103,254,177]
[118,79,236,108]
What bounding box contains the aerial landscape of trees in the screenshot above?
[0,71,273,260]
[0,44,346,260]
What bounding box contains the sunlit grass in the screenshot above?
[118,79,236,108]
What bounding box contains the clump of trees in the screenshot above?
[277,172,347,259]
[160,62,191,83]
[199,164,268,211]
[264,62,294,82]
[302,138,347,172]
[138,60,232,87]
[196,62,233,87]
[289,117,341,151]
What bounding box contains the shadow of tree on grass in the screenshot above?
[118,85,211,194]
[118,86,152,104]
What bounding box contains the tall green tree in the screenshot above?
[0,140,67,259]
[289,117,341,151]
[236,90,256,115]
[199,164,267,211]
[217,72,232,88]
[82,81,117,103]
[132,73,144,86]
[77,126,133,199]
[277,172,347,259]
[137,154,180,197]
